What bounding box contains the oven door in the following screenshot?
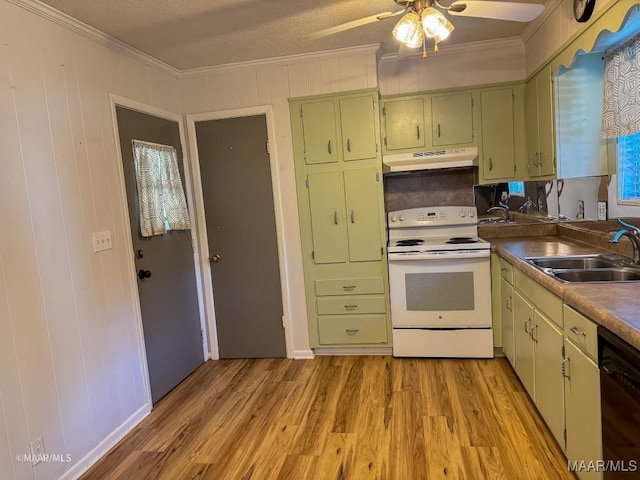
[388,250,491,328]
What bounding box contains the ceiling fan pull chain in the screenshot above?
[422,37,427,58]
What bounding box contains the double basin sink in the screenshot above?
[526,254,640,282]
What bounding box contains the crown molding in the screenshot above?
[8,0,181,78]
[520,0,563,43]
[180,44,382,78]
[379,36,524,63]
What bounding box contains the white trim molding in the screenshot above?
[379,36,524,63]
[58,403,151,480]
[293,350,315,360]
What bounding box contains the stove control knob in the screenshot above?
[459,210,466,217]
[468,210,475,218]
[390,214,397,223]
[399,214,405,222]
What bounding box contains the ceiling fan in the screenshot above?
[307,0,545,57]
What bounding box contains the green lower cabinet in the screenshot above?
[513,290,535,399]
[533,311,565,447]
[564,339,603,480]
[501,277,515,366]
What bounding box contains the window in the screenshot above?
[132,140,191,237]
[618,132,640,205]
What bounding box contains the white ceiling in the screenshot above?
[39,0,547,70]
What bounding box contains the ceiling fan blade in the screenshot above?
[305,10,404,40]
[448,1,545,22]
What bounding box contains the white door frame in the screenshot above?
[108,94,210,405]
[186,106,293,359]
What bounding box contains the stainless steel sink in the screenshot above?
[528,255,618,270]
[553,268,640,283]
[525,254,640,282]
[479,218,513,225]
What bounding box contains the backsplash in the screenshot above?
[383,168,475,212]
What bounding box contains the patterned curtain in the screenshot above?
[132,140,191,237]
[601,33,640,138]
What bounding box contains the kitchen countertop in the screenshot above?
[486,234,640,351]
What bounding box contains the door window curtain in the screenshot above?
[132,140,191,237]
[601,32,640,138]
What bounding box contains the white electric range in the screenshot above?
[387,206,493,358]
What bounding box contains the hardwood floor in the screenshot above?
[80,356,576,480]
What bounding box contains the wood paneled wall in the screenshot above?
[179,51,379,357]
[0,1,181,479]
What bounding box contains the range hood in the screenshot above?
[383,147,479,173]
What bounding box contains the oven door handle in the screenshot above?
[387,251,490,261]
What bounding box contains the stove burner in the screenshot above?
[396,239,425,247]
[446,237,478,244]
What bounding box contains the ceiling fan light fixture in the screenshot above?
[421,7,454,41]
[393,11,424,48]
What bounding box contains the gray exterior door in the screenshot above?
[195,115,286,358]
[116,106,204,404]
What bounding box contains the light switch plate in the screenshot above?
[92,230,112,252]
[598,201,608,221]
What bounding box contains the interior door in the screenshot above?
[116,106,204,404]
[195,115,286,358]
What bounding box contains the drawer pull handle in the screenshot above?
[327,140,332,154]
[342,285,356,291]
[345,328,360,336]
[344,304,358,311]
[570,326,587,336]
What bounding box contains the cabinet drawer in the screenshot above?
[563,305,598,361]
[500,257,514,284]
[317,315,388,345]
[315,277,384,296]
[317,296,386,315]
[514,269,562,327]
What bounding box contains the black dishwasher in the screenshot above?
[598,326,640,478]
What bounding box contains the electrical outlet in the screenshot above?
[30,436,44,465]
[577,200,585,220]
[598,201,608,221]
[92,230,112,253]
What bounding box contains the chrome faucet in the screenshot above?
[610,219,640,264]
[487,203,509,222]
[519,196,536,213]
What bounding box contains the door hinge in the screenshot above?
[561,343,565,358]
[305,178,309,188]
[512,91,515,103]
[383,136,387,146]
[373,100,376,111]
[300,107,303,118]
[311,250,315,260]
[382,106,386,116]
[471,97,474,108]
[200,329,205,344]
[281,315,285,329]
[563,428,567,448]
[381,246,384,255]
[514,163,517,172]
[375,143,379,153]
[266,140,270,155]
[376,172,380,182]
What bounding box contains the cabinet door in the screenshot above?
[537,66,556,177]
[525,77,540,177]
[501,278,515,366]
[533,311,564,447]
[307,171,346,264]
[301,101,339,165]
[344,168,383,262]
[340,96,378,162]
[513,290,535,399]
[564,340,603,480]
[431,93,473,146]
[481,89,515,180]
[383,97,426,151]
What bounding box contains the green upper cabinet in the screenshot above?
[298,92,378,165]
[431,92,474,147]
[340,96,378,162]
[480,88,517,182]
[344,168,382,262]
[381,97,426,151]
[306,171,347,264]
[301,101,339,165]
[526,65,556,178]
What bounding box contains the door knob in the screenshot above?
[137,269,152,280]
[210,254,221,263]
